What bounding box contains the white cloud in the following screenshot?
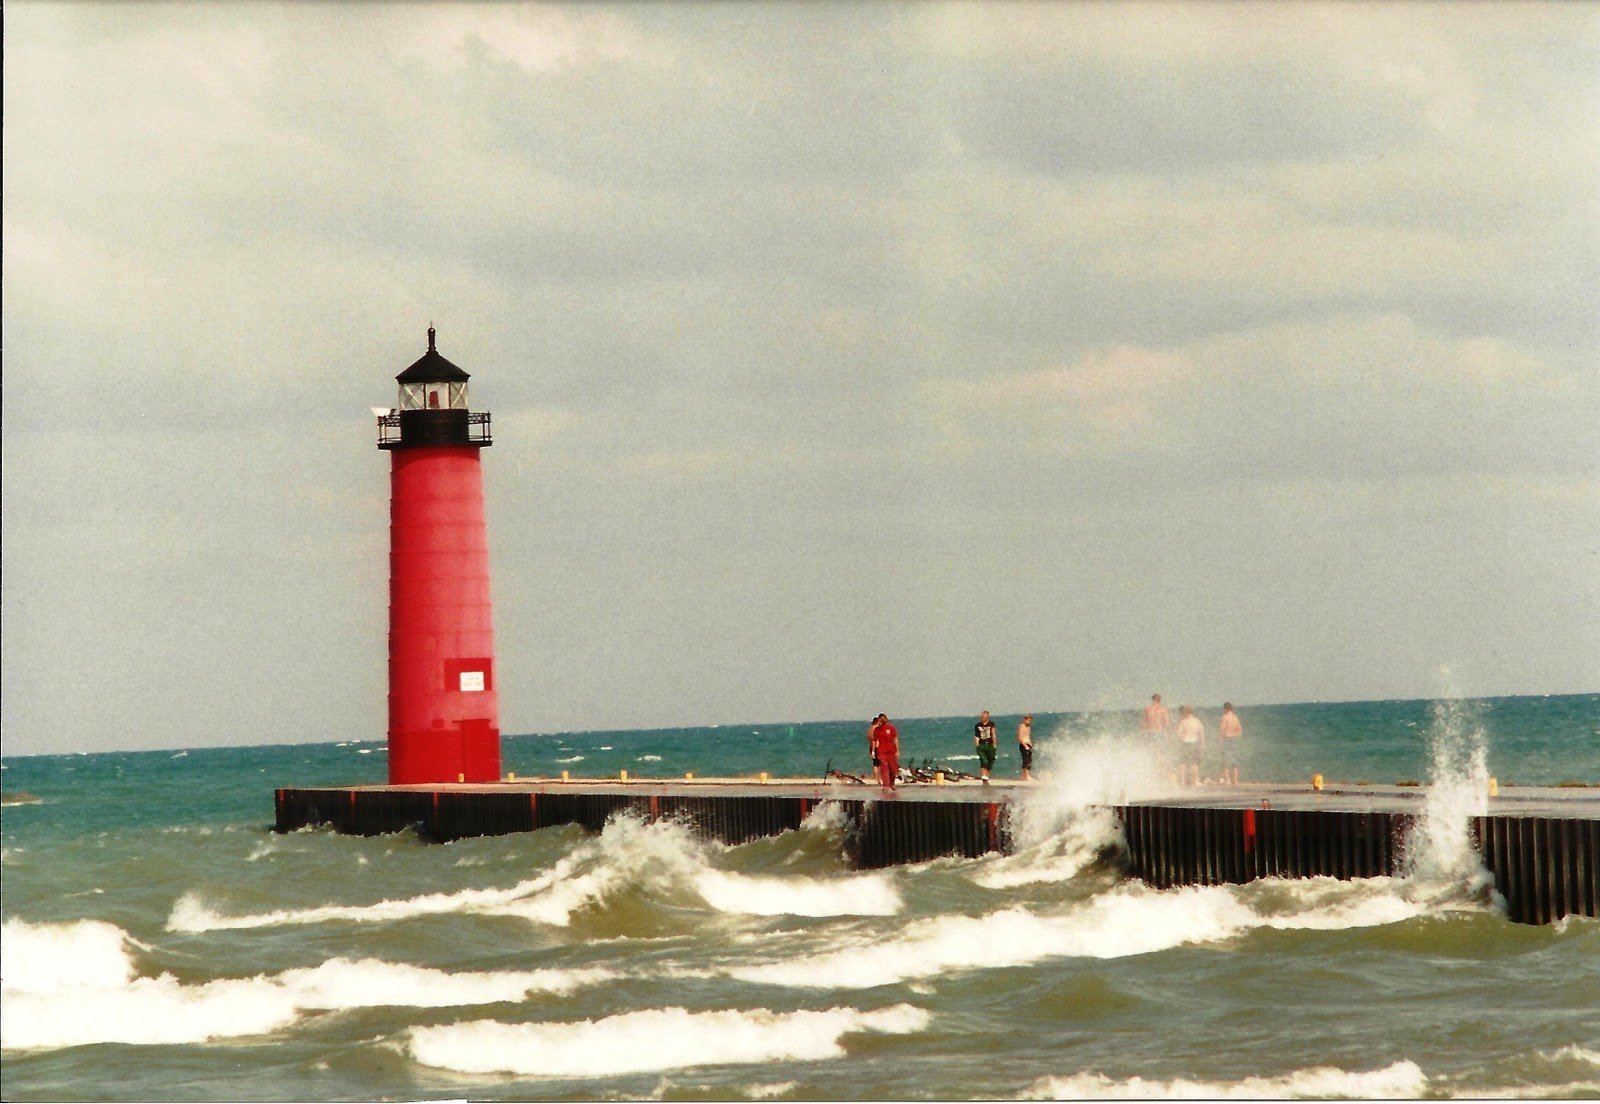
[3,2,1596,750]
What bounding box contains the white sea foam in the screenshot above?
[1023,1059,1430,1099]
[744,1081,800,1099]
[406,1003,930,1078]
[488,814,899,924]
[973,803,1120,890]
[799,799,853,836]
[168,863,567,931]
[557,755,586,764]
[724,893,1238,990]
[1,918,298,1050]
[693,869,901,916]
[1547,1044,1600,1067]
[725,877,1433,991]
[2,917,138,992]
[272,957,615,1007]
[172,816,681,932]
[638,754,663,762]
[1,917,615,1052]
[178,811,887,934]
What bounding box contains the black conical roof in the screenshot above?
[396,327,470,383]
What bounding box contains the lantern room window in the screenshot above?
[399,380,470,411]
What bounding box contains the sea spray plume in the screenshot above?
[984,719,1179,888]
[1399,697,1498,907]
[1030,714,1183,809]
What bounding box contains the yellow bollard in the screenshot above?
[685,771,694,780]
[1312,773,1324,791]
[759,772,769,783]
[935,771,945,785]
[620,769,628,782]
[458,773,465,783]
[561,770,569,783]
[1488,776,1499,797]
[508,772,516,781]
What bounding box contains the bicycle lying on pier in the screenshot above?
[824,758,977,785]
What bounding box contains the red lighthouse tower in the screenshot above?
[378,328,501,784]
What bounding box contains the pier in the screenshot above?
[275,777,1600,926]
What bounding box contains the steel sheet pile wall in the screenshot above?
[275,787,1010,864]
[849,800,1009,868]
[276,788,811,843]
[276,788,1596,924]
[1116,806,1405,887]
[1472,815,1599,924]
[1116,805,1597,924]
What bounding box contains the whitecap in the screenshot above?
[1,918,616,1052]
[406,1003,929,1078]
[1022,1060,1429,1099]
[722,877,1437,991]
[171,815,707,933]
[693,869,900,917]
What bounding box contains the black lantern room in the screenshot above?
[378,327,492,449]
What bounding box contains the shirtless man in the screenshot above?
[1218,702,1243,785]
[1141,694,1170,738]
[1017,714,1034,781]
[1175,704,1204,787]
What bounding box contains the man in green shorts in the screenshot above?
[974,710,998,782]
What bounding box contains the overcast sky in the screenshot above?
[4,2,1597,756]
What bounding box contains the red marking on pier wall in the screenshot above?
[1244,807,1256,855]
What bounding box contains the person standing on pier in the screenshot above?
[975,710,998,783]
[871,714,900,790]
[1175,705,1204,786]
[1141,694,1170,738]
[1218,703,1243,785]
[1017,714,1034,781]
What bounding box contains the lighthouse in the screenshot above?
[377,328,501,784]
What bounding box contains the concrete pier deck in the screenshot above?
[275,776,1600,925]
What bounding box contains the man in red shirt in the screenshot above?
[870,713,900,790]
